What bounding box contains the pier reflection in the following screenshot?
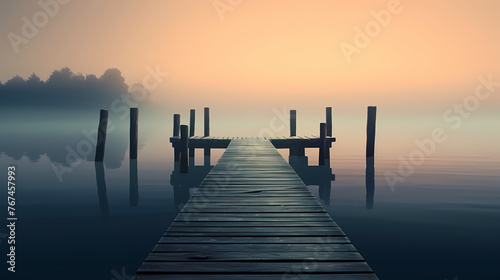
[94,162,109,218]
[130,159,139,207]
[366,156,375,210]
[171,156,213,211]
[288,155,335,205]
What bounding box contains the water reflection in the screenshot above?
[288,155,335,205]
[171,156,213,211]
[94,162,110,218]
[130,159,139,207]
[0,115,132,169]
[366,156,375,210]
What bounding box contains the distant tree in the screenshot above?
[26,73,44,87]
[99,68,128,92]
[85,74,98,84]
[4,75,25,87]
[73,73,85,82]
[47,67,74,85]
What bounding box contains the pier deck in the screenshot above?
[133,138,377,280]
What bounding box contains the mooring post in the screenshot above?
[130,108,138,159]
[204,107,210,157]
[290,109,297,137]
[173,114,180,162]
[366,106,377,157]
[189,109,195,162]
[173,114,180,137]
[190,109,195,137]
[319,122,327,166]
[95,109,109,162]
[180,125,189,173]
[204,107,210,137]
[326,107,332,137]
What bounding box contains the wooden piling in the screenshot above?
[290,110,296,137]
[319,123,327,166]
[204,107,210,157]
[95,109,108,162]
[130,108,138,159]
[173,114,181,162]
[204,107,210,137]
[173,114,180,137]
[180,125,189,173]
[326,107,332,137]
[189,109,195,161]
[190,109,195,137]
[366,106,377,157]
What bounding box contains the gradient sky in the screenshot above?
[1,0,499,157]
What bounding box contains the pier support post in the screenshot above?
[204,107,210,157]
[319,122,327,166]
[130,108,138,159]
[326,107,332,137]
[190,109,195,137]
[289,146,305,157]
[173,114,180,162]
[173,114,180,137]
[180,125,189,173]
[290,109,296,137]
[189,109,195,164]
[366,106,377,157]
[95,109,109,162]
[204,107,210,137]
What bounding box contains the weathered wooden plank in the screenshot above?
[171,221,338,227]
[145,251,364,262]
[133,274,378,280]
[137,261,373,273]
[152,243,356,252]
[163,232,345,237]
[166,226,342,233]
[158,236,351,244]
[174,217,334,222]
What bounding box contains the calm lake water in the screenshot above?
[0,111,499,280]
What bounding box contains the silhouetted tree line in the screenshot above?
[0,67,148,110]
[0,67,152,169]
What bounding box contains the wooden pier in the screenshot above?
[132,138,378,279]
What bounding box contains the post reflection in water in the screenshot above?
[168,150,374,209]
[94,162,109,218]
[130,159,139,207]
[365,156,375,210]
[288,155,335,206]
[171,155,213,212]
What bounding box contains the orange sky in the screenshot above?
[1,0,499,108]
[1,1,500,156]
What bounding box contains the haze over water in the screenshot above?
[0,1,499,280]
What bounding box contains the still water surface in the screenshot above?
[0,115,498,280]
